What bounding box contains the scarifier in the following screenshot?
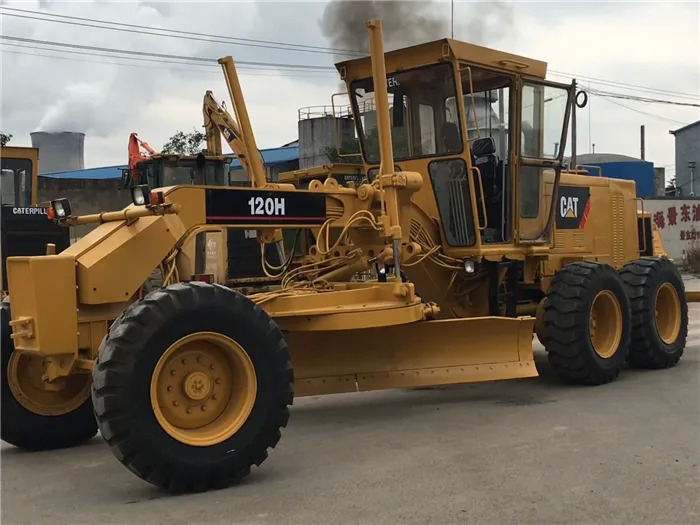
[2,20,694,493]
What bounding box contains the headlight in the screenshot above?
[463,259,476,274]
[50,198,71,219]
[130,184,150,206]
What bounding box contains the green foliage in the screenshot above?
[362,126,410,162]
[321,126,410,166]
[161,128,206,155]
[322,137,362,164]
[0,132,12,146]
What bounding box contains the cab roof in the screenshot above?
[336,37,547,82]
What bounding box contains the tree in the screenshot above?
[322,137,362,165]
[0,132,12,146]
[161,128,206,155]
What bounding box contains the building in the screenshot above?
[567,153,656,197]
[41,145,300,183]
[38,145,300,235]
[670,121,700,197]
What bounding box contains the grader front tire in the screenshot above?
[1,303,98,450]
[619,257,688,369]
[543,261,631,385]
[91,282,293,493]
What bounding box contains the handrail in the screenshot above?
[297,105,354,121]
[471,166,488,231]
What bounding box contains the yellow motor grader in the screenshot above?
[2,20,692,493]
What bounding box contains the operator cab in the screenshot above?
[123,153,233,189]
[340,38,573,250]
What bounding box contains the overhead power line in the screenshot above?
[0,41,337,76]
[549,69,699,101]
[589,88,700,108]
[0,47,337,79]
[3,4,697,105]
[0,35,337,71]
[592,94,690,126]
[0,6,362,57]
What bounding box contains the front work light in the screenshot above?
[463,259,476,274]
[50,198,72,219]
[130,184,150,206]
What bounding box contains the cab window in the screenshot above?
[0,158,32,206]
[350,62,462,164]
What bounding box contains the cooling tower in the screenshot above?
[30,131,85,174]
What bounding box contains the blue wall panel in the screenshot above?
[582,161,654,197]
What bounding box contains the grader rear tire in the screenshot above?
[619,257,687,369]
[543,261,631,385]
[1,303,97,450]
[91,282,293,493]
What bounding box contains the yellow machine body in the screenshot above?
[3,23,686,398]
[3,19,693,494]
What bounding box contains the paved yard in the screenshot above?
[2,303,699,525]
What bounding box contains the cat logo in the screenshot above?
[560,196,579,218]
[555,186,591,230]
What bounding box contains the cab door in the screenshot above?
[515,79,573,243]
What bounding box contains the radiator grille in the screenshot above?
[554,231,567,248]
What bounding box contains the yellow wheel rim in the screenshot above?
[589,290,623,359]
[7,353,91,416]
[150,332,257,447]
[655,283,681,345]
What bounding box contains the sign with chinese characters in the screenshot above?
[643,198,700,262]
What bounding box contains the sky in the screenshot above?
[0,0,698,182]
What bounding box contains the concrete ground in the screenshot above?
[2,302,699,524]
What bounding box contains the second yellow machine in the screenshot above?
[2,20,689,493]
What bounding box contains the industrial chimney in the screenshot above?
[30,131,85,174]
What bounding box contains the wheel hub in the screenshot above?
[183,371,212,401]
[655,283,681,345]
[150,332,257,447]
[7,353,91,416]
[589,290,622,359]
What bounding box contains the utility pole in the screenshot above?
[451,0,454,39]
[640,125,645,160]
[690,160,696,197]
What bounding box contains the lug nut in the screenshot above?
[173,401,179,407]
[215,378,221,384]
[170,370,176,376]
[167,386,172,392]
[201,405,207,411]
[186,408,192,414]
